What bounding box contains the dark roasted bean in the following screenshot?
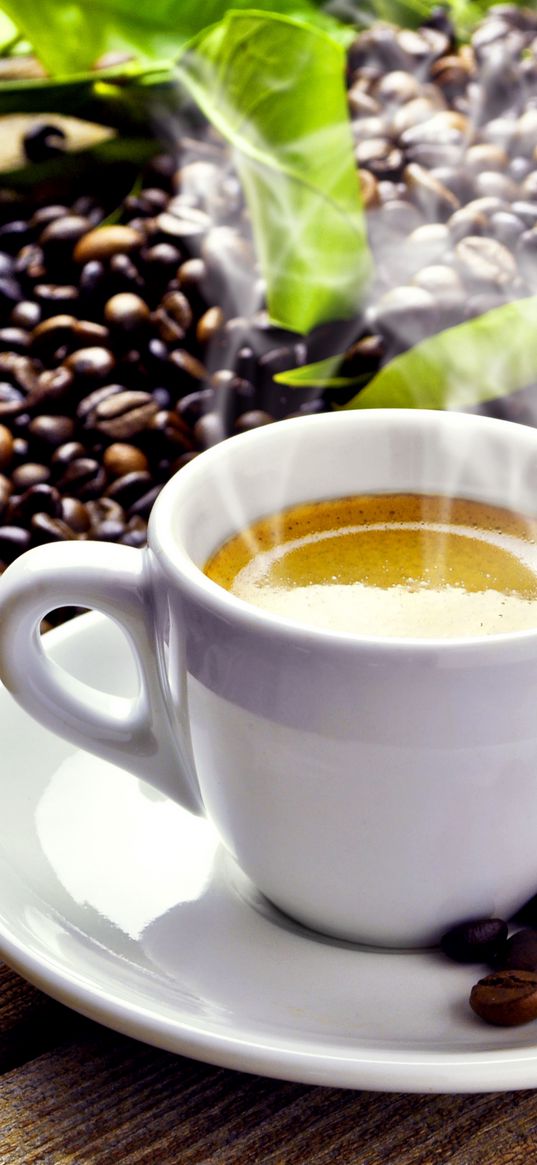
[55,457,107,500]
[31,512,77,543]
[177,388,215,425]
[28,415,75,449]
[86,498,125,529]
[495,929,537,972]
[65,347,115,382]
[105,471,153,508]
[194,413,226,447]
[10,300,41,330]
[235,409,275,433]
[104,292,150,334]
[40,216,92,260]
[168,349,207,389]
[0,525,31,561]
[128,485,162,519]
[11,483,61,522]
[88,390,158,440]
[440,918,508,963]
[23,122,66,163]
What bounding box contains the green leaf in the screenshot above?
[177,11,371,334]
[0,0,343,74]
[274,354,368,388]
[341,298,537,411]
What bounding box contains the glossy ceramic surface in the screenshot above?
[3,614,537,1092]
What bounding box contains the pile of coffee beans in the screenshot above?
[441,912,537,1026]
[1,3,537,581]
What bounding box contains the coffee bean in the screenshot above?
[0,525,31,562]
[168,349,207,390]
[103,443,149,477]
[235,409,274,433]
[10,301,41,330]
[440,918,508,963]
[11,463,50,490]
[455,236,517,287]
[74,225,144,264]
[11,482,61,522]
[65,347,115,382]
[31,512,77,544]
[196,306,225,345]
[495,929,537,972]
[470,970,537,1026]
[40,216,92,260]
[55,457,107,500]
[105,470,153,508]
[60,497,91,533]
[0,329,29,354]
[194,413,226,448]
[0,424,13,471]
[28,415,75,449]
[104,292,150,334]
[23,122,66,163]
[87,390,158,440]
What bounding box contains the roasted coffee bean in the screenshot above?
[0,525,31,562]
[0,473,11,515]
[147,409,194,453]
[0,221,33,254]
[0,328,29,354]
[31,512,77,544]
[121,516,148,547]
[77,384,123,423]
[105,471,153,509]
[235,409,274,433]
[34,284,79,314]
[194,413,226,447]
[495,929,537,972]
[160,290,193,332]
[104,292,150,334]
[141,243,182,281]
[440,918,508,963]
[86,498,125,529]
[128,485,162,519]
[33,367,75,407]
[168,349,207,390]
[60,497,91,533]
[93,517,127,542]
[74,225,144,264]
[65,347,115,382]
[470,970,537,1026]
[28,414,75,449]
[0,277,23,310]
[177,389,215,425]
[88,390,158,440]
[11,482,61,522]
[11,463,50,490]
[10,300,41,330]
[103,443,149,477]
[57,458,107,500]
[40,216,92,261]
[23,122,66,163]
[0,424,13,471]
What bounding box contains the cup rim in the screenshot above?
[148,409,537,655]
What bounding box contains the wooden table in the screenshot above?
[3,961,537,1164]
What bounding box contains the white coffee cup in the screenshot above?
[2,408,537,947]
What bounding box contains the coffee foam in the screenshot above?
[230,522,537,638]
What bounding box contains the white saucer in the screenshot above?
[2,613,537,1093]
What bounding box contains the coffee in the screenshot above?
[204,493,537,638]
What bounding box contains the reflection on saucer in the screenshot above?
[35,754,219,939]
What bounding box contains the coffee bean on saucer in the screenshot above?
[494,929,537,972]
[440,918,508,963]
[470,970,537,1026]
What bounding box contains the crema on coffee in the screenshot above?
[203,494,537,638]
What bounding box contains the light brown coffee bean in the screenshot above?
[470,970,537,1026]
[0,424,14,472]
[455,235,517,286]
[74,225,144,264]
[103,443,149,477]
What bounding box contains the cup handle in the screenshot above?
[0,540,203,815]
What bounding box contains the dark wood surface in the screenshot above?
[3,962,537,1163]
